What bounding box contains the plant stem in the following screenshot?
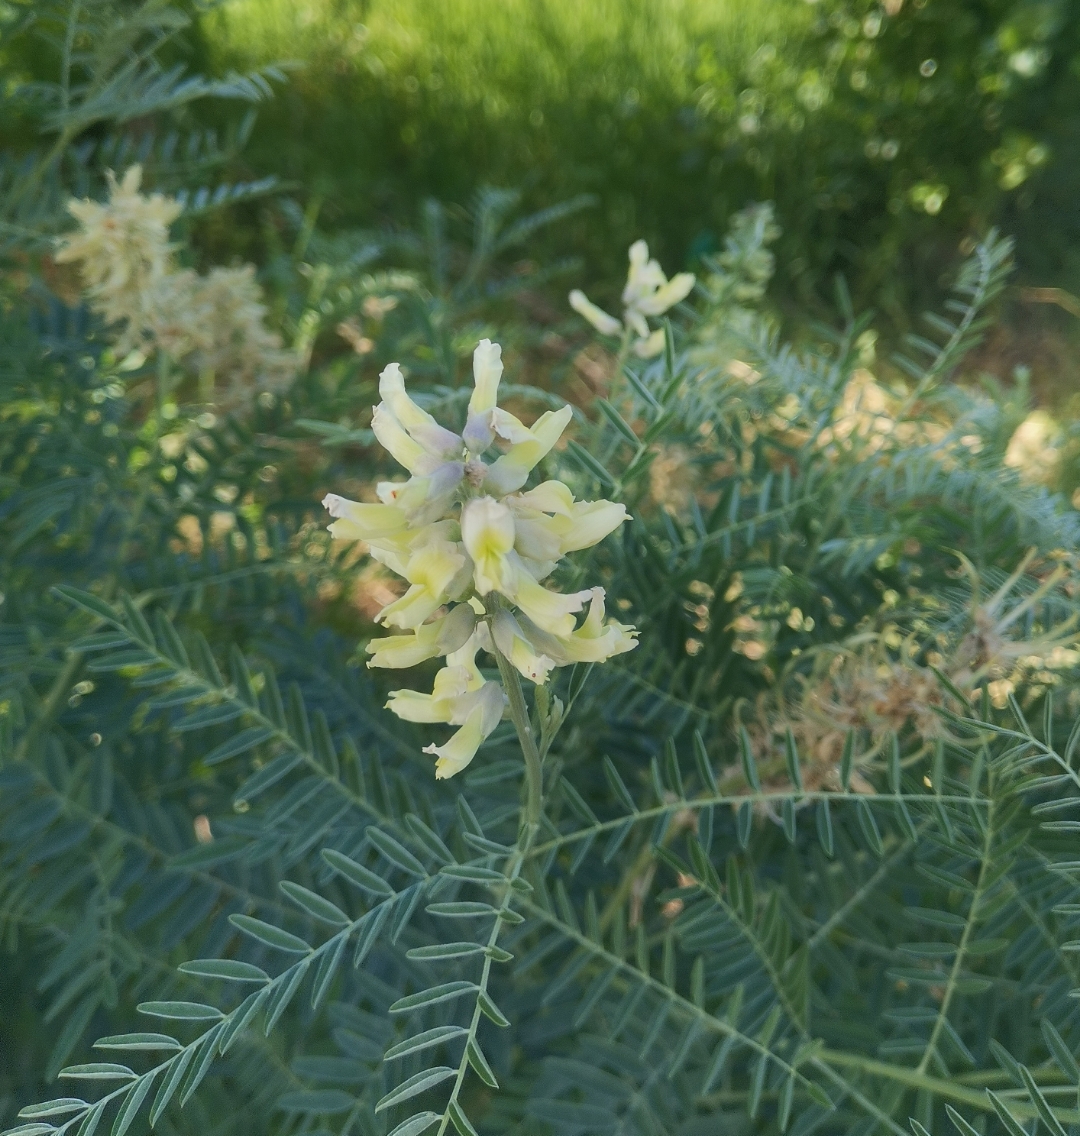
[490,638,543,831]
[434,631,543,1136]
[156,350,170,427]
[814,1051,1080,1122]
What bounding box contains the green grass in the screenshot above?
[200,0,805,286]
[196,0,1080,389]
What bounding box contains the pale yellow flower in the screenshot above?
[462,338,505,452]
[569,239,695,357]
[424,682,506,779]
[376,540,470,629]
[323,337,637,778]
[322,494,409,543]
[490,609,557,684]
[1004,411,1060,486]
[461,496,517,595]
[386,630,506,780]
[366,604,476,669]
[484,406,575,495]
[514,588,638,666]
[375,362,464,470]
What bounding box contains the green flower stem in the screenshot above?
[436,625,542,1136]
[156,349,171,427]
[614,324,635,376]
[490,637,543,832]
[435,821,536,1136]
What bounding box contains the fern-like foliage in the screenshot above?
[5,29,1080,1134]
[0,0,284,248]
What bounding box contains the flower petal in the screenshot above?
[463,339,504,452]
[371,404,429,473]
[559,500,630,553]
[632,329,666,358]
[322,494,408,542]
[386,688,452,723]
[461,496,516,595]
[490,408,536,445]
[513,515,564,563]
[516,591,638,665]
[379,362,463,456]
[569,289,622,337]
[377,540,467,628]
[367,603,476,669]
[635,272,696,317]
[621,240,666,307]
[424,681,505,779]
[367,625,443,670]
[484,405,573,496]
[510,565,591,636]
[509,480,576,516]
[470,338,503,412]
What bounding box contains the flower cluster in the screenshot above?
[55,166,295,408]
[323,339,637,778]
[569,239,695,357]
[54,166,181,355]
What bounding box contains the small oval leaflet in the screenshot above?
[137,1001,225,1021]
[406,941,486,962]
[58,1064,135,1080]
[321,848,395,896]
[177,959,270,984]
[384,1025,468,1061]
[229,913,313,954]
[17,1100,88,1119]
[375,1068,456,1113]
[93,1033,181,1051]
[389,981,478,1015]
[439,864,506,885]
[367,828,427,877]
[388,1113,441,1136]
[426,901,500,919]
[280,880,351,926]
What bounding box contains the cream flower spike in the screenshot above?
[324,337,637,778]
[569,238,695,358]
[57,165,297,403]
[55,165,181,355]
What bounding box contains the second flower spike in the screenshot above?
[569,238,695,358]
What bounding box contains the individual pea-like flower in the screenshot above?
[569,239,696,358]
[323,338,637,779]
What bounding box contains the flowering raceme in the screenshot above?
[569,239,695,357]
[323,340,637,778]
[55,166,295,408]
[54,166,181,356]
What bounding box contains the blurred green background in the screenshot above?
[190,0,1080,387]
